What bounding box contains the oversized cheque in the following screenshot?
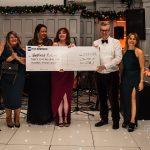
[26,46,100,71]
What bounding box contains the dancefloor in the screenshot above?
[0,109,150,150]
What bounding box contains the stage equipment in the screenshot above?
[79,71,96,105]
[138,82,150,120]
[114,26,124,39]
[72,71,94,116]
[126,8,145,40]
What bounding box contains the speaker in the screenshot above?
[126,8,145,40]
[114,26,124,39]
[138,82,150,120]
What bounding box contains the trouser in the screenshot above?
[95,71,120,122]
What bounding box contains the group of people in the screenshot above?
[0,24,74,128]
[94,22,147,132]
[0,22,150,132]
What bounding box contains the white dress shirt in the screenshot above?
[93,36,122,74]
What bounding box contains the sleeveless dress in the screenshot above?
[27,39,53,124]
[121,50,140,122]
[51,70,74,125]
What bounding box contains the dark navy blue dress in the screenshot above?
[1,46,26,109]
[121,50,140,122]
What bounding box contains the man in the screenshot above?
[93,22,122,129]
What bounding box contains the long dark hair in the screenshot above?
[33,24,48,45]
[5,31,22,50]
[54,27,70,45]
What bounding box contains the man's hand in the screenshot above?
[96,65,106,72]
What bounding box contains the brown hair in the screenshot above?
[33,24,48,45]
[5,31,21,49]
[124,32,140,53]
[54,27,70,45]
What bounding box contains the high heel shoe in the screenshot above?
[6,117,14,128]
[14,117,20,128]
[64,116,70,127]
[58,116,64,127]
[14,122,20,128]
[128,122,135,132]
[7,123,14,128]
[58,122,64,127]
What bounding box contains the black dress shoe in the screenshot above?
[113,121,119,129]
[95,120,108,127]
[122,121,129,128]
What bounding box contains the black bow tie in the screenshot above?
[102,39,108,44]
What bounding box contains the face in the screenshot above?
[128,34,137,47]
[38,27,47,40]
[100,25,110,40]
[58,29,67,41]
[9,34,18,47]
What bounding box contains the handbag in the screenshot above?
[1,61,18,74]
[0,61,19,83]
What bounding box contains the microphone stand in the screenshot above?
[72,71,94,116]
[85,71,96,105]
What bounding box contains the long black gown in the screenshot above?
[27,39,53,124]
[121,49,140,123]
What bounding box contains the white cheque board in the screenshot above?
[26,46,100,71]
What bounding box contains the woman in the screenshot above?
[52,27,74,127]
[27,24,53,124]
[1,31,26,128]
[121,33,144,132]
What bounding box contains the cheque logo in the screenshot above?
[28,47,32,51]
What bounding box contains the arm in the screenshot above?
[0,41,4,56]
[6,52,25,65]
[15,55,26,65]
[6,52,16,62]
[137,48,145,91]
[104,39,122,70]
[6,46,26,65]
